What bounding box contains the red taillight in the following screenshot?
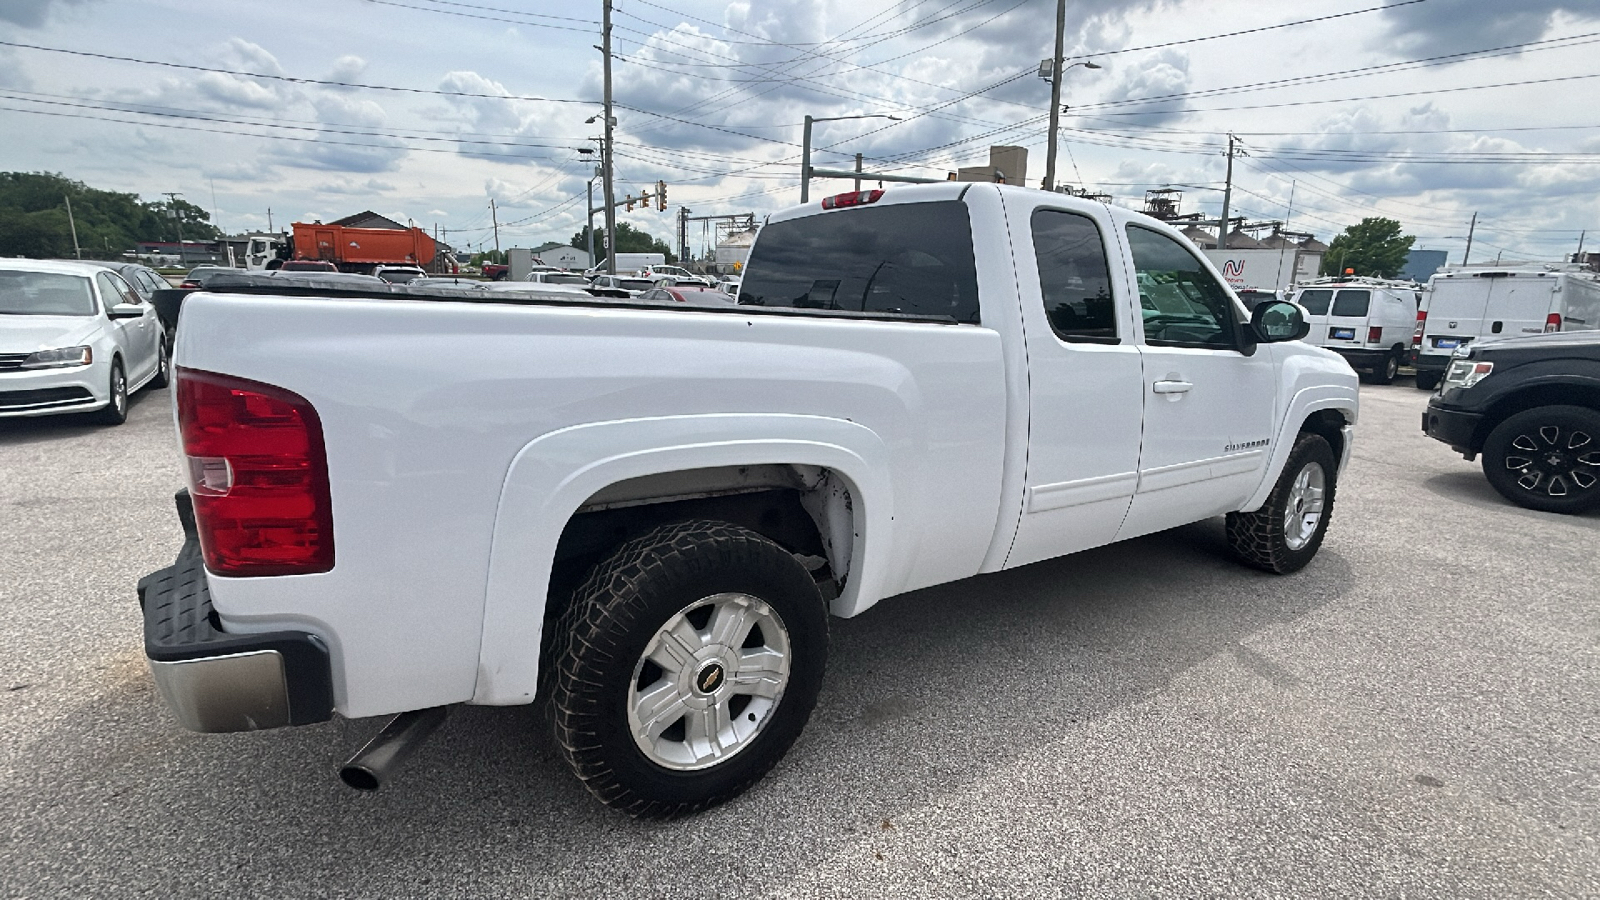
[1546,313,1562,333]
[176,368,334,577]
[180,281,199,289]
[821,189,884,210]
[1368,326,1383,344]
[1411,309,1427,347]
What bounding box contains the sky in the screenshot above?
[2,0,1599,263]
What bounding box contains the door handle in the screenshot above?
[1152,380,1193,394]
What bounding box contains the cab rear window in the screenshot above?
[738,201,981,323]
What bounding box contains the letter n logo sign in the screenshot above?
[1221,259,1245,279]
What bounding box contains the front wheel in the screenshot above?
[1415,369,1441,391]
[94,359,128,425]
[1226,432,1337,574]
[1481,405,1600,514]
[550,520,829,818]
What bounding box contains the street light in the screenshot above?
[801,114,902,203]
[1042,57,1100,192]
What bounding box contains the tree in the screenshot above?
[0,172,221,259]
[571,221,676,264]
[1320,217,1415,278]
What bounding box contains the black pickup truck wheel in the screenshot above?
[1226,432,1337,574]
[550,520,829,818]
[1481,405,1600,514]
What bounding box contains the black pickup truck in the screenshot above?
[1423,330,1600,513]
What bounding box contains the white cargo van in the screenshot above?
[1411,266,1600,389]
[1290,277,1421,384]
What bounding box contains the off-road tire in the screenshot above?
[1226,432,1337,574]
[95,358,128,425]
[1481,405,1600,514]
[550,520,828,819]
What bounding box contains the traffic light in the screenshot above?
[625,195,634,212]
[656,180,667,211]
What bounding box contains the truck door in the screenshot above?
[1002,198,1145,568]
[315,229,337,261]
[1111,215,1277,540]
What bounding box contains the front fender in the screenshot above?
[1239,347,1359,513]
[472,413,894,706]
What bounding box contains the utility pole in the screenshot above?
[1463,211,1477,266]
[267,208,273,232]
[64,195,82,259]
[678,206,690,267]
[586,178,596,265]
[164,192,185,265]
[801,116,814,203]
[490,198,500,255]
[602,0,618,274]
[1043,0,1067,191]
[1217,134,1235,251]
[854,153,863,192]
[1576,229,1587,264]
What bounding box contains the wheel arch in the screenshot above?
[472,414,895,706]
[1471,379,1600,451]
[1239,384,1356,513]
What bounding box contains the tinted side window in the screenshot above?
[95,273,128,311]
[739,201,980,323]
[1331,289,1371,318]
[1125,225,1237,349]
[1297,289,1333,315]
[1031,209,1117,343]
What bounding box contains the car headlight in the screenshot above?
[20,346,93,369]
[1443,358,1493,388]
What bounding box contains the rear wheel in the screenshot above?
[95,359,128,425]
[149,337,170,389]
[1481,406,1600,514]
[1226,432,1337,574]
[1367,348,1401,385]
[550,520,829,818]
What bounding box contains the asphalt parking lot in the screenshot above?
[1,380,1596,898]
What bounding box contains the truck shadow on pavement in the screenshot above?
[1421,470,1600,524]
[2,518,1354,897]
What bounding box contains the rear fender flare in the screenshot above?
[472,413,894,705]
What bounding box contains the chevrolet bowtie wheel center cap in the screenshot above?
[695,662,726,695]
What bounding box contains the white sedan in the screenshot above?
[0,259,168,425]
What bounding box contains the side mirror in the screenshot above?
[108,303,145,320]
[1250,300,1309,343]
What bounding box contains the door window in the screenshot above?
[1297,289,1333,315]
[1031,209,1117,343]
[95,273,132,312]
[1125,225,1237,349]
[1331,289,1371,318]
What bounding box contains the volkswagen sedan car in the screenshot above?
[0,259,168,425]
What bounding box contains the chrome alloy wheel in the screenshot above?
[1282,461,1327,551]
[1505,425,1600,498]
[111,367,127,415]
[628,592,792,771]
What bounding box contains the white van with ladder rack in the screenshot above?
[1291,276,1422,384]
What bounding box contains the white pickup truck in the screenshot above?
[137,183,1358,818]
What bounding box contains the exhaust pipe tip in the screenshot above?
[338,706,448,792]
[339,764,383,792]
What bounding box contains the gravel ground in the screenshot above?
[1,379,1595,899]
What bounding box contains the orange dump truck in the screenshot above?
[289,223,436,274]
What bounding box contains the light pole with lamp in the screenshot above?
[801,114,901,203]
[1041,47,1100,192]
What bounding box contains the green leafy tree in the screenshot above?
[571,221,676,264]
[1320,217,1415,278]
[0,171,221,259]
